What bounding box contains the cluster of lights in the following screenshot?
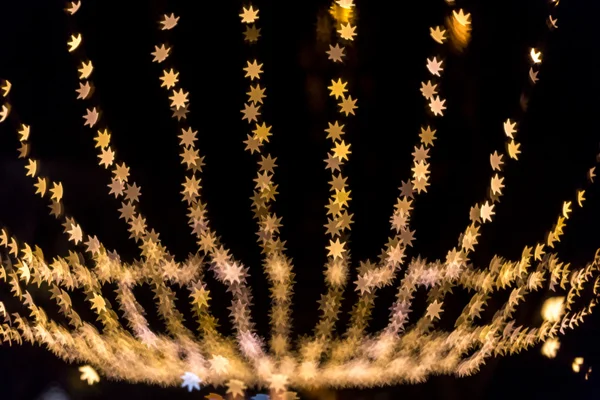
[0,0,596,397]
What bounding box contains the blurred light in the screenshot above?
[530,48,542,64]
[542,296,565,322]
[329,4,353,24]
[78,365,100,385]
[447,9,472,52]
[573,357,584,373]
[541,338,560,358]
[336,0,354,9]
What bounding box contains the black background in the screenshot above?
[0,0,599,398]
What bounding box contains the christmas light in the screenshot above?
[0,0,594,396]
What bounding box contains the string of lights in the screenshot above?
[0,0,596,395]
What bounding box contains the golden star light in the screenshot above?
[0,0,594,397]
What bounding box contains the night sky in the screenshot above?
[0,0,599,398]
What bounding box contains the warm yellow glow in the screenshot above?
[430,26,447,44]
[160,13,179,30]
[0,104,9,123]
[1,80,11,96]
[328,78,348,99]
[447,10,472,51]
[578,190,586,207]
[336,0,354,9]
[78,61,93,79]
[79,365,100,385]
[452,9,471,26]
[541,338,560,358]
[338,22,357,41]
[329,4,353,23]
[542,296,565,322]
[563,201,572,219]
[530,48,542,64]
[0,0,594,395]
[65,1,81,15]
[240,6,259,24]
[67,34,82,52]
[507,140,521,160]
[572,357,584,373]
[503,119,517,138]
[151,44,171,63]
